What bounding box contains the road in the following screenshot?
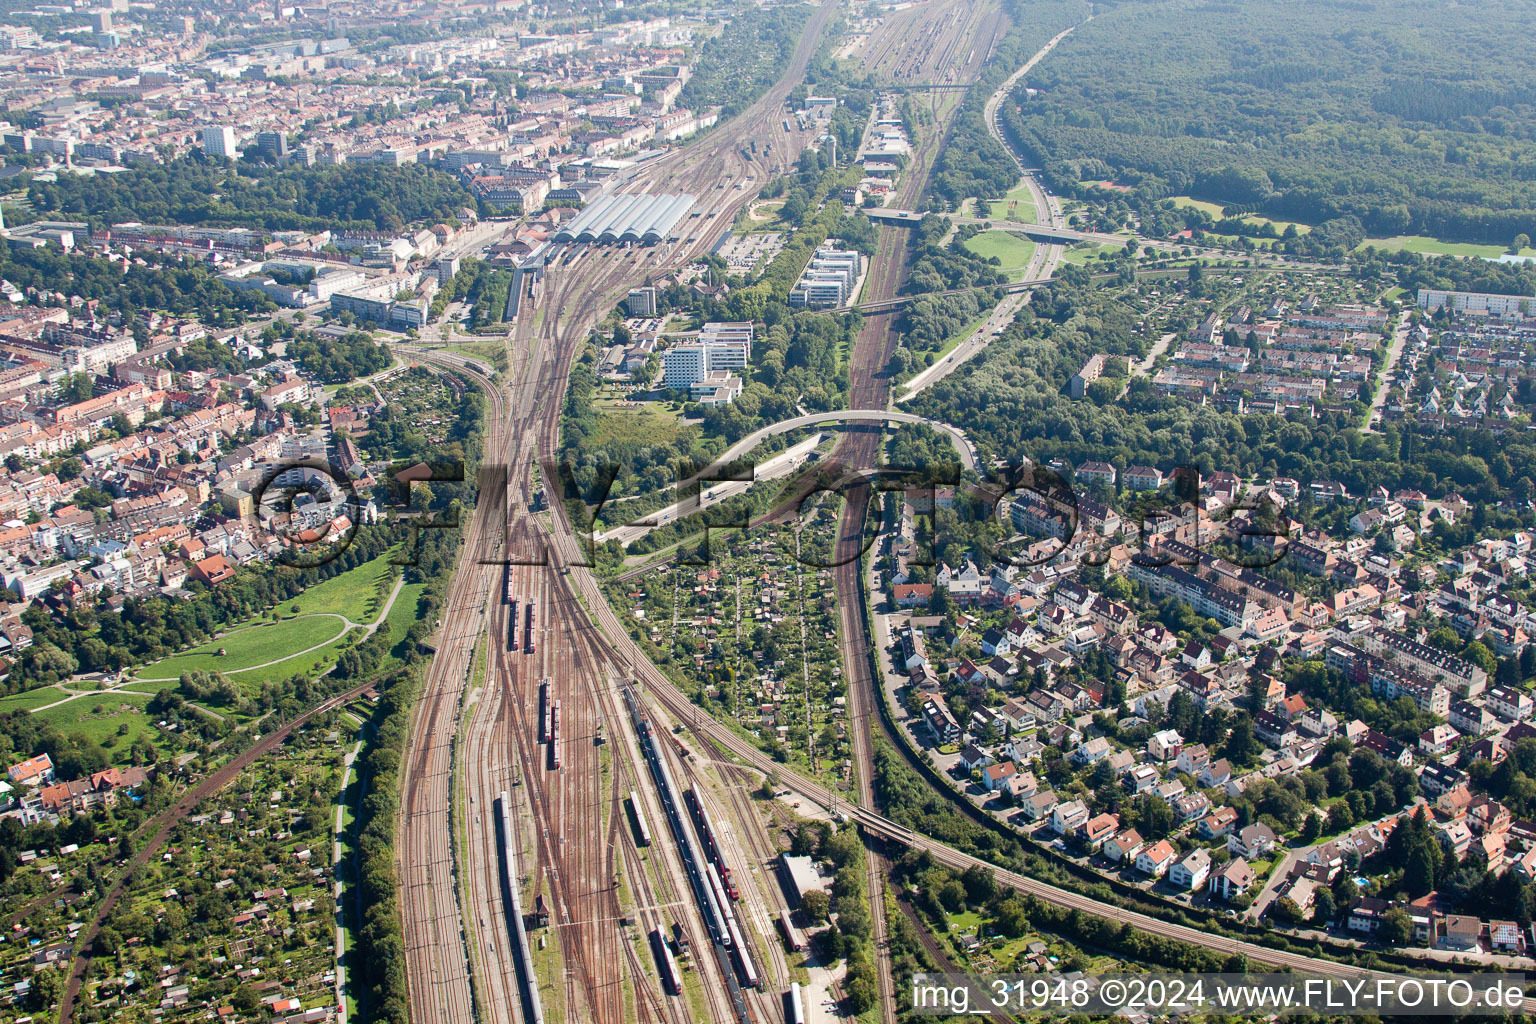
[1134,331,1178,377]
[1364,320,1410,433]
[595,432,824,546]
[594,408,980,546]
[333,731,365,1024]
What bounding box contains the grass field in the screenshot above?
[590,398,691,447]
[134,614,350,682]
[283,552,398,624]
[444,340,507,365]
[985,184,1039,223]
[384,581,428,660]
[31,692,159,748]
[0,686,74,713]
[1168,195,1226,217]
[963,230,1036,281]
[1358,235,1536,259]
[1062,241,1125,265]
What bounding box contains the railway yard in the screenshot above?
[399,2,851,1022]
[399,1,1468,1022]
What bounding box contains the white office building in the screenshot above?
[788,244,862,308]
[203,125,238,158]
[662,345,708,390]
[662,321,754,391]
[692,369,743,405]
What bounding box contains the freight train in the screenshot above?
[495,792,546,1024]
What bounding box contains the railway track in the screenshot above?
[821,6,1005,1020]
[398,351,510,1024]
[399,6,846,1023]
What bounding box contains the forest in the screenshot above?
[1004,0,1536,243]
[26,157,479,233]
[288,329,392,384]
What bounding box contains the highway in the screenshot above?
[897,18,1085,396]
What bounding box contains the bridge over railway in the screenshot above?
[594,409,978,547]
[865,205,1127,246]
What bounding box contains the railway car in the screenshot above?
[627,790,653,848]
[704,865,734,946]
[778,910,806,953]
[649,928,682,996]
[550,700,562,769]
[788,983,806,1024]
[508,598,518,649]
[524,602,536,654]
[715,861,739,901]
[729,915,759,989]
[539,680,550,743]
[688,792,721,859]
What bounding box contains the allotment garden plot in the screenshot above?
[607,524,855,789]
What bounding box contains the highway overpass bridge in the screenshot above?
[864,206,1123,246]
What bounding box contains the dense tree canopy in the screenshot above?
[28,157,479,233]
[1005,0,1536,242]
